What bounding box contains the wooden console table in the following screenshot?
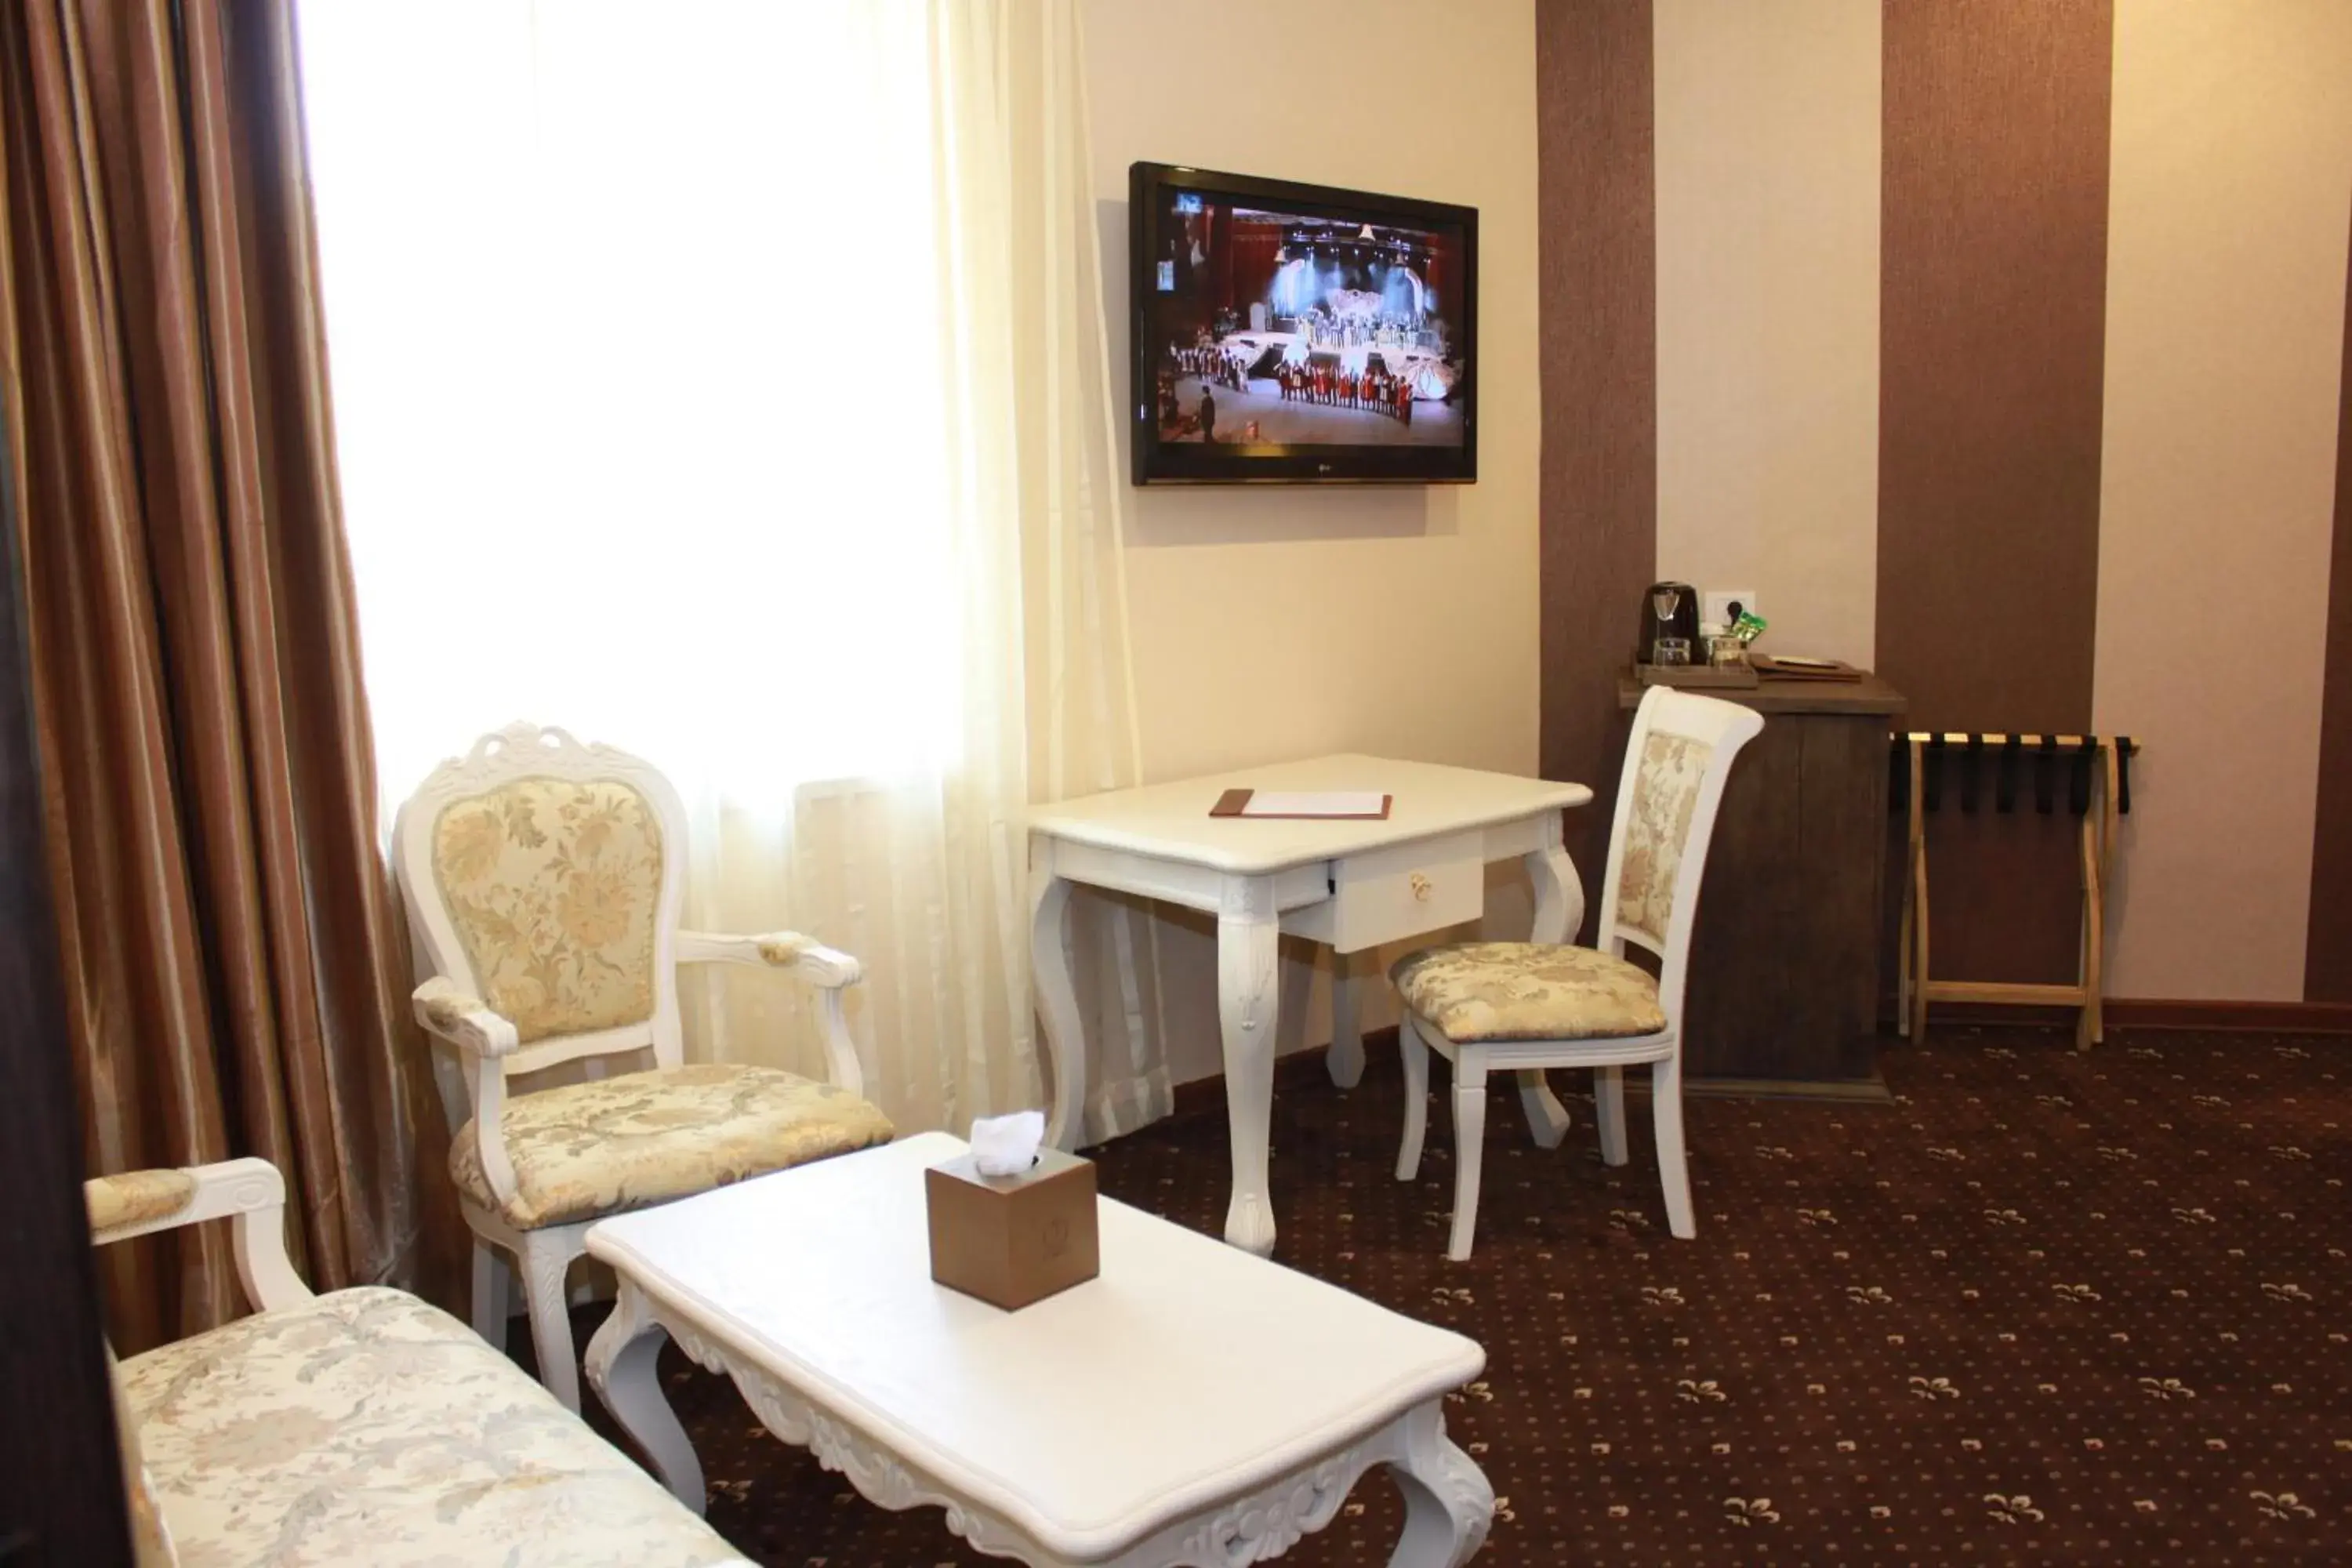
[1617,672,1907,1094]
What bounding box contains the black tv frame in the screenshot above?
[1128,162,1477,486]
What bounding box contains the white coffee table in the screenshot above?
[584,1134,1495,1566]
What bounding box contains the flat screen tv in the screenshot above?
[1129,162,1476,485]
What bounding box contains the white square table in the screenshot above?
[1028,754,1593,1253]
[585,1134,1497,1566]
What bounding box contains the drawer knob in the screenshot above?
[1409,872,1432,902]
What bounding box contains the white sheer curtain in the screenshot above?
[298,0,1167,1138]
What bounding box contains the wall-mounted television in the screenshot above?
[1129,162,1476,486]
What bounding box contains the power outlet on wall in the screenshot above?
[1704,589,1759,630]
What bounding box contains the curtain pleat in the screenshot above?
[674,0,1172,1140]
[0,0,456,1351]
[290,0,1168,1149]
[998,0,1173,1141]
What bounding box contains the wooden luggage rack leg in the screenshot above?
[1900,734,2123,1051]
[1897,737,1927,1040]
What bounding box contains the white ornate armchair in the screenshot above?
[392,723,894,1410]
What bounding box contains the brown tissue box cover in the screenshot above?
[924,1145,1100,1310]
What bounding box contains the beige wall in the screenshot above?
[2092,0,2352,1000]
[1082,0,1542,1082]
[1642,0,2352,1004]
[1079,0,2352,1041]
[1653,0,1880,667]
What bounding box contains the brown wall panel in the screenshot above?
[1877,0,2113,985]
[2310,208,2352,1003]
[1537,0,1655,935]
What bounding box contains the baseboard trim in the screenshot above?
[2102,997,2352,1033]
[1170,1036,1377,1123]
[1167,1026,1893,1118]
[1169,1000,2352,1127]
[1880,997,2352,1034]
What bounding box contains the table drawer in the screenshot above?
[1287,832,1485,953]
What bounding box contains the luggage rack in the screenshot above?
[1893,731,2138,1050]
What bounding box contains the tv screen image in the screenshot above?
[1129,164,1476,485]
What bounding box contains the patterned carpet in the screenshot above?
[543,1025,2352,1566]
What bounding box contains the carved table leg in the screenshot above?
[1385,1400,1494,1566]
[1219,874,1282,1255]
[586,1282,706,1512]
[1032,860,1087,1152]
[1518,826,1588,1148]
[1327,949,1366,1088]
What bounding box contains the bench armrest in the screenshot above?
[87,1158,312,1313]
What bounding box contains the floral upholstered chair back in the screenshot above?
[1594,688,1765,1015]
[394,724,690,1102]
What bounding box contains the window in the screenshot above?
[298,2,964,806]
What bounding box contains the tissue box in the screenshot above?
[924,1145,1099,1310]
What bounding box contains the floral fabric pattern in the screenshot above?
[450,1062,895,1229]
[430,778,663,1044]
[1614,731,1713,946]
[107,1344,179,1567]
[86,1168,198,1233]
[1391,942,1667,1042]
[120,1287,745,1567]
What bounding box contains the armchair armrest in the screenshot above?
[87,1158,313,1313]
[413,976,521,1058]
[412,978,525,1208]
[673,929,868,1098]
[676,929,862,987]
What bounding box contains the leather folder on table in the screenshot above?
[1209,789,1393,821]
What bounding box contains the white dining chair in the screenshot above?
[1391,686,1764,1259]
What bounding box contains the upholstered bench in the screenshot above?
[92,1159,749,1567]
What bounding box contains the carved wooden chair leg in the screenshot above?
[1446,1047,1489,1262]
[1652,1054,1697,1240]
[1396,1014,1432,1181]
[521,1231,583,1413]
[470,1239,511,1350]
[1593,1065,1628,1167]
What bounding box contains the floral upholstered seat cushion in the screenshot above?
[1392,942,1668,1042]
[450,1062,895,1229]
[120,1287,747,1568]
[106,1343,179,1566]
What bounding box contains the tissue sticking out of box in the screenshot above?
[969,1110,1046,1177]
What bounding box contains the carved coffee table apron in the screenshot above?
[586,1134,1494,1566]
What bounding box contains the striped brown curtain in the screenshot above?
[0,0,456,1348]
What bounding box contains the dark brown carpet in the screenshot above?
[537,1026,2352,1565]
